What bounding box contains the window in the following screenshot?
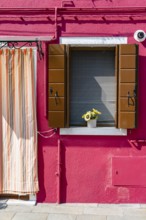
[48,44,138,130]
[70,47,116,127]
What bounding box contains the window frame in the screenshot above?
[67,45,117,128]
[61,45,127,136]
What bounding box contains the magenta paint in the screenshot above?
[0,1,146,203]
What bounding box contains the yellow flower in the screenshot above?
[84,112,91,121]
[91,112,96,118]
[82,114,86,119]
[82,108,101,121]
[92,108,101,115]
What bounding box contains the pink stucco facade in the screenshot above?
[1,1,146,203]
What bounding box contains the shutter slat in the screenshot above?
[117,44,138,129]
[120,83,136,97]
[119,112,135,128]
[119,44,137,54]
[49,98,64,111]
[120,98,136,111]
[49,84,64,97]
[120,69,136,83]
[120,55,136,69]
[49,70,64,83]
[48,44,66,128]
[49,112,65,128]
[49,45,65,55]
[49,55,65,69]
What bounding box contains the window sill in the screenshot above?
[60,127,127,136]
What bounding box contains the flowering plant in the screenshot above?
[82,108,101,121]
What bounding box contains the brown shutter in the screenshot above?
[48,44,66,128]
[117,44,138,128]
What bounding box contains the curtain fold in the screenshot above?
[0,48,39,194]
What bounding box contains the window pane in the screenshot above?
[70,49,116,126]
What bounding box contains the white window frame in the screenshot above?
[59,37,128,136]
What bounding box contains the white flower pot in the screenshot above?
[87,119,97,128]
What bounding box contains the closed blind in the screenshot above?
[70,49,116,126]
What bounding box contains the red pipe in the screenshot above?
[53,7,58,40]
[43,42,47,117]
[56,139,61,204]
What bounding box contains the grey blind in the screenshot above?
[70,49,116,126]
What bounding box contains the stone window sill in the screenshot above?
[60,127,127,136]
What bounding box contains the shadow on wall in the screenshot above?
[128,55,146,139]
[37,136,59,203]
[0,12,146,37]
[142,40,146,48]
[128,140,146,150]
[60,141,68,203]
[61,17,146,35]
[92,0,113,5]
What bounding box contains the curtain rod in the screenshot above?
[0,36,53,59]
[0,40,44,60]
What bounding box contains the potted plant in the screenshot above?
[82,108,101,128]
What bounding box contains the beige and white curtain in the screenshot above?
[0,48,39,194]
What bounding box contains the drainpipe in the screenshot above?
[43,42,47,117]
[56,138,61,204]
[51,7,58,41]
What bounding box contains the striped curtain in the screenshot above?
[0,48,39,194]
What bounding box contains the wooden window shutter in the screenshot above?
[117,44,138,129]
[48,44,66,128]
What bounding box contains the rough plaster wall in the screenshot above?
[0,0,146,203]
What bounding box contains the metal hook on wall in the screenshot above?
[36,41,44,60]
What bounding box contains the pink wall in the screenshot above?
[1,1,146,203]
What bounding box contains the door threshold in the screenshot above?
[0,194,36,206]
[7,199,36,206]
